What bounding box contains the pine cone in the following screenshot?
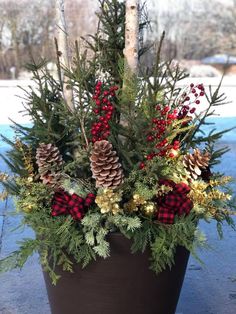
[183,148,210,180]
[36,143,63,186]
[90,140,124,188]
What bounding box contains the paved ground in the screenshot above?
[0,143,236,314]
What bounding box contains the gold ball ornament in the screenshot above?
[23,203,34,213]
[143,202,156,215]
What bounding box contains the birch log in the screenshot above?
[123,0,139,75]
[56,0,74,111]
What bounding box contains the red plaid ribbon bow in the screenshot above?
[51,190,94,220]
[156,179,193,224]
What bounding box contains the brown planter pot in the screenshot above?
[43,233,189,314]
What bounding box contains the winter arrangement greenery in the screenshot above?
[0,0,235,284]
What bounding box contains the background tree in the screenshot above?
[151,0,236,60]
[0,0,56,78]
[1,0,236,78]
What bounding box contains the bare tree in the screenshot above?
[148,0,236,61]
[0,0,56,78]
[0,0,100,78]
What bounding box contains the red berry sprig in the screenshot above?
[139,84,205,169]
[139,105,180,169]
[178,83,205,119]
[91,81,118,143]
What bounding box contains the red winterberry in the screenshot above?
[93,108,100,114]
[147,135,154,142]
[167,114,174,120]
[164,106,170,112]
[104,131,110,137]
[139,162,145,169]
[146,154,154,160]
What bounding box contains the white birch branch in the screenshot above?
[56,0,74,111]
[124,0,139,75]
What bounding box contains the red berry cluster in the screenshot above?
[139,105,180,169]
[178,83,205,119]
[91,81,118,143]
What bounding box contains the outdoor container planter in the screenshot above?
[0,1,235,313]
[43,234,190,314]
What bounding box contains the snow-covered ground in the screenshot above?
[0,77,236,125]
[0,80,32,125]
[177,76,236,117]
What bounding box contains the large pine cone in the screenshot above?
[90,140,124,188]
[36,143,63,186]
[183,148,210,180]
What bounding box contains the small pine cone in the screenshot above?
[183,148,210,180]
[36,143,63,186]
[90,140,124,188]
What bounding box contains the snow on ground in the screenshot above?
[0,77,236,125]
[177,76,236,117]
[0,80,32,125]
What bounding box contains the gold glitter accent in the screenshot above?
[95,188,122,214]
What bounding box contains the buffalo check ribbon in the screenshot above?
[157,179,193,224]
[51,190,84,220]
